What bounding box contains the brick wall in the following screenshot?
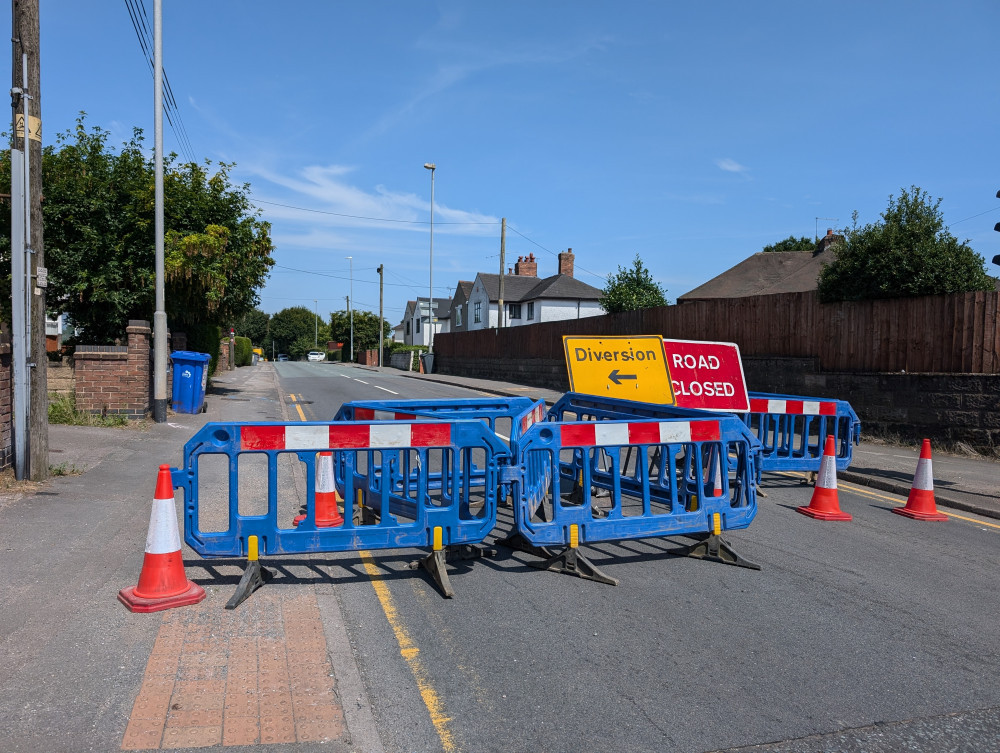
[74,320,152,419]
[437,354,1000,453]
[741,357,1000,452]
[47,361,74,396]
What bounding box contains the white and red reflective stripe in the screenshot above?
[749,398,837,416]
[240,423,452,451]
[352,407,417,421]
[560,420,721,447]
[520,404,546,434]
[145,496,183,555]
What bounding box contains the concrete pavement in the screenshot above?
[0,364,383,752]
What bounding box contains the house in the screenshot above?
[391,322,405,343]
[401,297,451,346]
[677,231,842,302]
[449,281,475,333]
[464,249,604,329]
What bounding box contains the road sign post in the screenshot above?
[562,335,675,404]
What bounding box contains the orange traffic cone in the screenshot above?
[711,458,724,497]
[294,452,345,527]
[119,465,206,613]
[796,435,852,521]
[893,439,948,522]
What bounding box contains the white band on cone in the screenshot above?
[817,454,837,490]
[145,497,182,554]
[913,457,933,491]
[317,453,336,494]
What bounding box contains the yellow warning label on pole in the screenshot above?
[14,114,41,143]
[562,335,675,404]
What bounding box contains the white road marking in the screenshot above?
[374,385,398,394]
[354,379,369,385]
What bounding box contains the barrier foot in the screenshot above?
[529,546,618,586]
[413,549,455,598]
[683,534,761,571]
[225,560,275,610]
[495,530,555,559]
[756,485,768,498]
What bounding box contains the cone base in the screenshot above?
[796,505,852,521]
[292,513,344,528]
[118,581,206,613]
[892,506,948,522]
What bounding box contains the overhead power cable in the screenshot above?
[123,0,198,164]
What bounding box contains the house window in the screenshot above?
[474,301,482,323]
[406,321,411,336]
[415,317,420,333]
[527,302,534,320]
[456,306,463,326]
[508,303,522,320]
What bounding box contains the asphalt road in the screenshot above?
[271,362,1000,753]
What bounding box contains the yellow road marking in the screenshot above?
[288,393,309,422]
[777,472,1000,530]
[359,551,456,752]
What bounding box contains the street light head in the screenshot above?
[424,163,436,170]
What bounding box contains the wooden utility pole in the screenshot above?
[498,218,506,329]
[13,0,47,481]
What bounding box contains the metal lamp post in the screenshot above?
[313,299,318,349]
[346,256,354,361]
[424,163,435,353]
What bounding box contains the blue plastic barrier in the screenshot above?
[743,392,861,473]
[505,401,761,580]
[336,397,547,503]
[173,419,509,599]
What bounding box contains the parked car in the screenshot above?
[276,353,289,362]
[307,351,325,362]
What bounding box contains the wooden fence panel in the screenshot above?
[435,290,1000,374]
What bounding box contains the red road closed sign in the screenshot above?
[662,339,749,412]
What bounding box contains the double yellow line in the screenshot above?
[288,391,457,750]
[288,393,311,422]
[780,471,1000,531]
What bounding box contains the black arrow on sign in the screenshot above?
[609,369,638,385]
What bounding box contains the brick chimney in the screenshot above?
[558,248,574,278]
[816,229,844,255]
[514,252,537,277]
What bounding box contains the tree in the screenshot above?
[599,254,669,313]
[233,308,270,346]
[269,306,318,358]
[762,235,815,253]
[329,310,391,358]
[817,186,994,303]
[0,116,274,342]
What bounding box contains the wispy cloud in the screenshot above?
[715,158,749,174]
[244,162,499,237]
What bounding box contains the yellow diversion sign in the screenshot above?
[562,335,675,404]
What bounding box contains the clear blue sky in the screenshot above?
[21,1,1000,324]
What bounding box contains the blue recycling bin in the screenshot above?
[171,351,211,414]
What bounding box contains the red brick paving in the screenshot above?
[120,589,346,750]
